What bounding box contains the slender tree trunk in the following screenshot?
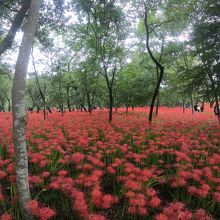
[210,99,214,108]
[37,106,40,113]
[214,92,220,123]
[43,104,46,120]
[47,106,52,113]
[58,83,64,116]
[90,83,98,113]
[0,106,5,112]
[6,97,11,111]
[86,93,92,115]
[59,96,64,115]
[0,100,5,112]
[191,94,194,115]
[109,89,113,123]
[8,100,11,112]
[126,105,129,115]
[67,99,71,112]
[201,100,204,112]
[104,77,114,122]
[55,68,64,116]
[144,5,164,123]
[102,60,117,123]
[66,87,71,112]
[32,53,48,119]
[61,106,64,116]
[155,66,160,117]
[12,0,41,219]
[148,67,164,122]
[207,72,220,122]
[81,103,87,112]
[182,95,185,113]
[156,93,160,116]
[42,84,47,119]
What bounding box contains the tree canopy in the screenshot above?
[0,0,219,120]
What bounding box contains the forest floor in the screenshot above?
[0,107,219,220]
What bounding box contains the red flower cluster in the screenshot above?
[155,202,213,220]
[0,107,219,219]
[27,200,55,220]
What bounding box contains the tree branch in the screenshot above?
[144,5,163,70]
[0,0,31,57]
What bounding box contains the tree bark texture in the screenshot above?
[12,0,42,218]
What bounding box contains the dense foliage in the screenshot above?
[0,0,219,219]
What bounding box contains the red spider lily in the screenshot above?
[27,200,56,220]
[0,213,12,220]
[58,169,68,176]
[155,213,169,220]
[124,180,142,191]
[149,197,161,208]
[71,152,85,164]
[194,209,213,220]
[0,107,219,219]
[213,191,220,202]
[41,171,50,178]
[88,214,107,220]
[0,171,6,180]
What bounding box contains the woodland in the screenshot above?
[0,0,219,220]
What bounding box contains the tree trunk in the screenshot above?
[86,93,92,115]
[43,105,46,120]
[0,100,5,112]
[148,67,164,122]
[210,99,215,108]
[81,103,87,112]
[126,105,129,115]
[32,54,48,119]
[182,95,185,113]
[37,106,40,113]
[66,87,71,112]
[6,96,11,111]
[43,84,47,119]
[201,100,204,112]
[47,106,52,113]
[12,0,41,219]
[207,72,220,122]
[0,0,31,56]
[59,104,64,116]
[155,66,160,117]
[191,94,194,115]
[67,98,71,112]
[156,93,159,116]
[214,92,220,123]
[144,5,164,123]
[109,89,113,123]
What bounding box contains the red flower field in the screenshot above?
[0,107,219,219]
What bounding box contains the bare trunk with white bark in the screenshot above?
[12,0,42,218]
